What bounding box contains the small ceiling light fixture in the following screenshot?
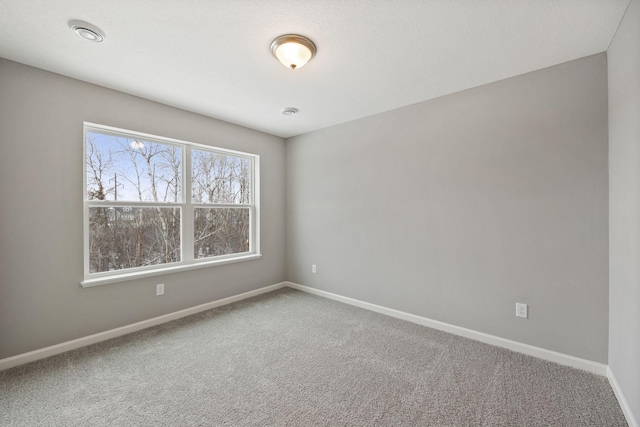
[270,35,316,70]
[281,107,299,116]
[68,20,105,42]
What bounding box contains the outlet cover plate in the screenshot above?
[516,303,528,318]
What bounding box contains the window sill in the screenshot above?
[80,254,262,288]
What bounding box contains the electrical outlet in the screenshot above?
[516,303,528,318]
[156,283,164,296]
[311,264,317,273]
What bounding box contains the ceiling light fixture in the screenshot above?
[270,35,316,70]
[68,20,105,42]
[281,108,299,116]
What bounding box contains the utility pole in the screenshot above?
[108,173,124,241]
[109,173,123,201]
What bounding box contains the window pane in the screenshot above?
[191,150,251,204]
[86,131,182,202]
[194,208,249,259]
[89,207,181,273]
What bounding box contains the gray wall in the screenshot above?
[0,50,616,368]
[286,54,609,363]
[608,0,640,421]
[0,59,286,360]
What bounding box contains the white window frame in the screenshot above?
[81,122,260,287]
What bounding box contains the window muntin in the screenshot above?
[84,123,258,281]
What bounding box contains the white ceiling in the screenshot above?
[0,1,630,138]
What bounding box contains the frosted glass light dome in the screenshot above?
[270,35,316,70]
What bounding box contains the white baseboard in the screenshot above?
[285,282,608,376]
[2,279,631,422]
[608,367,639,427]
[0,280,611,379]
[0,282,287,371]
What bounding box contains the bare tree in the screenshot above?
[87,135,249,273]
[86,137,115,272]
[192,151,250,258]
